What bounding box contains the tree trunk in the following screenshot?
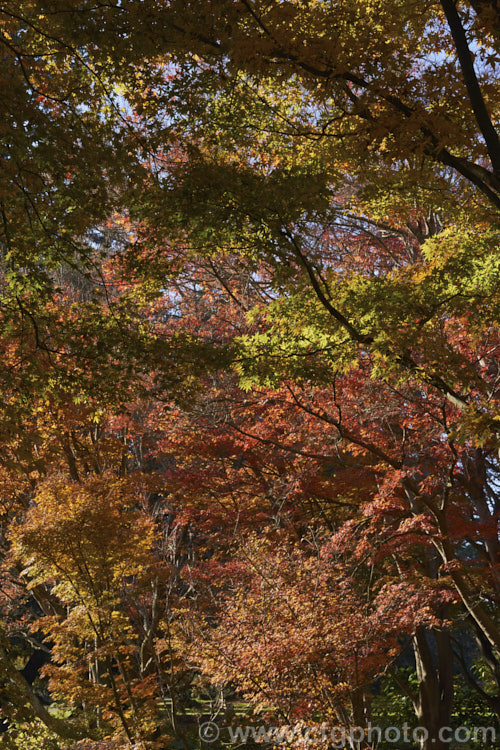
[412,627,454,750]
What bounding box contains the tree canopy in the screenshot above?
[0,2,500,749]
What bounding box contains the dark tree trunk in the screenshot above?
[412,627,454,750]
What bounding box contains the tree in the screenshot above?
[0,2,500,748]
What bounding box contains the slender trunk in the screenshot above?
[104,655,134,744]
[349,688,371,749]
[412,627,454,750]
[436,534,500,653]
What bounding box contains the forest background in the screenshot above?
[0,1,500,749]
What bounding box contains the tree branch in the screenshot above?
[441,0,500,176]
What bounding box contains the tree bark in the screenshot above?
[404,627,454,750]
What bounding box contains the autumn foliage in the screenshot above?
[0,2,500,750]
